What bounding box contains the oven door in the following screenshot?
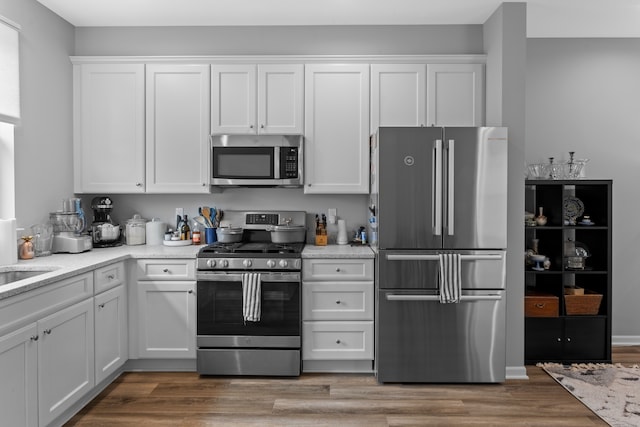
[197,271,300,348]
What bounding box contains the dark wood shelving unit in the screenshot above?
[524,179,612,364]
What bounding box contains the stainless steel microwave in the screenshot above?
[210,134,304,187]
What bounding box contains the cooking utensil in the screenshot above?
[194,215,209,228]
[265,224,306,243]
[216,227,243,243]
[215,209,223,227]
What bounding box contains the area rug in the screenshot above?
[539,363,640,427]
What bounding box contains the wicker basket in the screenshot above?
[564,289,602,315]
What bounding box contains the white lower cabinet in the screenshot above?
[135,259,196,359]
[302,257,374,372]
[0,323,38,427]
[95,284,128,383]
[38,297,94,427]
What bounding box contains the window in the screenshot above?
[0,14,19,219]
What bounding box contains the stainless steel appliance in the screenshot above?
[196,210,306,376]
[50,198,92,254]
[90,196,122,247]
[210,134,303,187]
[371,127,508,383]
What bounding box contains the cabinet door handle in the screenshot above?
[188,289,194,294]
[136,182,143,187]
[98,303,106,309]
[43,329,52,335]
[566,337,571,342]
[30,335,39,341]
[557,338,562,342]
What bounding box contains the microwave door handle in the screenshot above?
[274,146,281,179]
[433,139,442,236]
[447,139,454,236]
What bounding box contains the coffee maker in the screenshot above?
[50,198,93,253]
[90,196,123,247]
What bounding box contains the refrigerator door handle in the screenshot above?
[385,294,503,302]
[447,139,455,236]
[433,139,443,236]
[385,254,503,261]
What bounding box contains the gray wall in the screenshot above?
[527,38,640,342]
[483,2,527,375]
[0,0,75,230]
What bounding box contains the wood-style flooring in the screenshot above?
[66,346,640,426]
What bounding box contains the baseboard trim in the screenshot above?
[612,335,640,346]
[506,365,528,380]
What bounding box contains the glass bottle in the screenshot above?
[180,214,191,241]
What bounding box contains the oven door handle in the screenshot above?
[197,272,301,282]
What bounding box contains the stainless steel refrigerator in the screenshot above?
[371,126,508,383]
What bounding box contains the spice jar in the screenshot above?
[125,214,146,245]
[19,236,35,260]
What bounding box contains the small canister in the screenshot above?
[125,214,146,245]
[145,218,166,245]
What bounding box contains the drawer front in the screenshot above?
[525,295,559,317]
[136,259,195,281]
[94,261,125,294]
[303,259,373,281]
[302,321,374,360]
[0,273,93,336]
[303,282,373,321]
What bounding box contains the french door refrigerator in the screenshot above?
[371,127,508,383]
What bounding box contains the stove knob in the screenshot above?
[266,259,276,268]
[206,259,216,268]
[221,259,229,268]
[243,259,253,268]
[279,259,288,268]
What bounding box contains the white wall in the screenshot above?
[527,38,640,342]
[0,0,75,230]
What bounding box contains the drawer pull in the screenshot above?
[535,303,546,309]
[98,303,105,309]
[163,269,170,273]
[336,300,341,305]
[107,274,115,280]
[188,289,194,294]
[557,338,562,342]
[336,268,341,272]
[30,335,39,342]
[336,339,341,344]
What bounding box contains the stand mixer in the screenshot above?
[50,198,93,253]
[90,196,122,247]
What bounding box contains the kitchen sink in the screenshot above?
[0,269,55,286]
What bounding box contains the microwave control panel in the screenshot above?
[280,147,299,178]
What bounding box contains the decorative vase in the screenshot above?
[535,207,547,226]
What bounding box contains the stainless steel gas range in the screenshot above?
[195,210,306,376]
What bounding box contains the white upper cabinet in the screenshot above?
[426,63,484,126]
[211,64,303,135]
[146,64,211,193]
[74,63,146,193]
[304,64,370,194]
[370,64,426,132]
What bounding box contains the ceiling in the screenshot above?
[36,0,640,38]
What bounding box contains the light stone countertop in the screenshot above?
[302,244,375,259]
[1,242,376,301]
[0,244,202,301]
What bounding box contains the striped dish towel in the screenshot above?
[438,253,461,303]
[242,272,261,322]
